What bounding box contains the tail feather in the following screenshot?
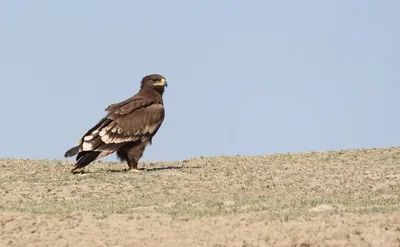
[64,146,80,158]
[71,151,101,173]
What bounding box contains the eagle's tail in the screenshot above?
[71,151,101,173]
[64,146,80,158]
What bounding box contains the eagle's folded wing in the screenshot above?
[77,98,165,154]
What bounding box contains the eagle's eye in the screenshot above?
[152,78,161,82]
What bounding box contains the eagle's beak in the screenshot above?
[162,78,168,87]
[154,78,168,87]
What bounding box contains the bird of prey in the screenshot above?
[64,74,168,173]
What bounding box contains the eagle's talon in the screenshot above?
[128,169,142,174]
[71,167,85,174]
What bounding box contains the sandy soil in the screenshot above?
[1,147,400,246]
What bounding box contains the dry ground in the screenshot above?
[1,147,400,246]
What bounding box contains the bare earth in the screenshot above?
[1,147,400,247]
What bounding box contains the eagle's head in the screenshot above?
[141,74,168,93]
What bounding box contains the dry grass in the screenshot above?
[1,147,400,246]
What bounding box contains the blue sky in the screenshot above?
[0,1,399,162]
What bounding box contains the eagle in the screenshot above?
[64,74,168,173]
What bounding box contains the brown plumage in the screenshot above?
[64,74,168,173]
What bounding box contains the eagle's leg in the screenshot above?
[127,159,140,173]
[118,141,149,173]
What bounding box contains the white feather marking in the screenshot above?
[109,135,134,144]
[84,128,101,141]
[99,129,107,136]
[119,136,129,143]
[82,142,93,150]
[103,134,130,144]
[101,134,110,143]
[84,135,94,141]
[148,124,157,134]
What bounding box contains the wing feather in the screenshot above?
[76,97,165,154]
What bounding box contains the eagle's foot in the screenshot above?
[71,167,85,174]
[128,168,142,174]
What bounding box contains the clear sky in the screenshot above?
[0,1,399,163]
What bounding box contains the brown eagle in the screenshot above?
[64,74,168,173]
